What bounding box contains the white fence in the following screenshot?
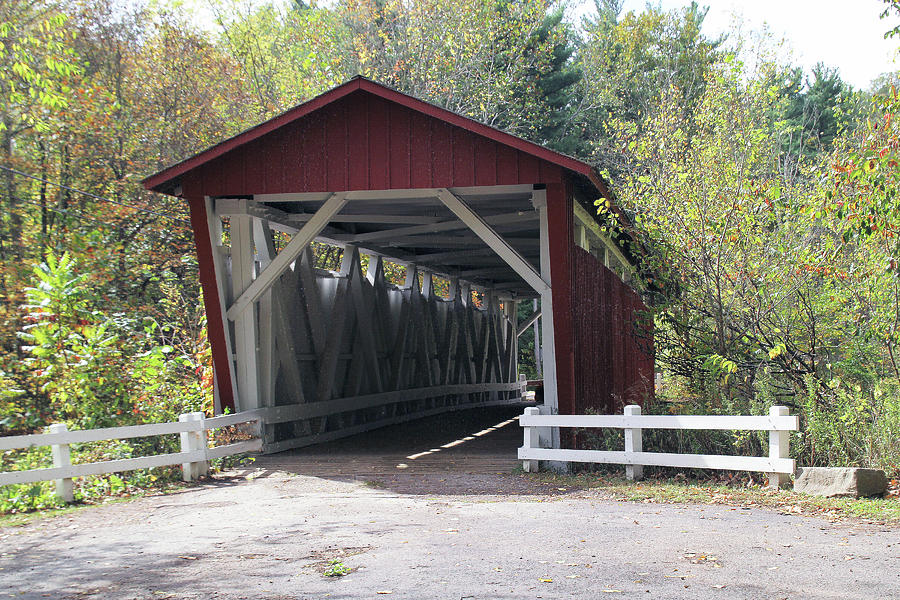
[0,412,262,502]
[519,405,800,488]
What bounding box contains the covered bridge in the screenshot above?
[143,77,653,452]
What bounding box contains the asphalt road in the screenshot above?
[1,406,897,599]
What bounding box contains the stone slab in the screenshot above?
[794,466,888,498]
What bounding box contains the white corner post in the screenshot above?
[522,406,540,472]
[531,188,560,451]
[179,412,209,482]
[624,405,643,481]
[206,197,239,414]
[532,298,542,377]
[252,217,277,411]
[229,207,260,411]
[49,423,74,503]
[768,405,791,489]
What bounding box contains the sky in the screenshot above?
[580,0,900,90]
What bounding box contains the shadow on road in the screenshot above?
[241,403,586,496]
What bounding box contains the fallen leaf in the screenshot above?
[539,578,553,583]
[178,556,198,560]
[376,591,392,595]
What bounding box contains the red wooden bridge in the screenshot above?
[143,77,653,454]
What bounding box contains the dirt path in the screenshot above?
[1,407,898,599]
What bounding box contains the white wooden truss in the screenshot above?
[211,188,539,451]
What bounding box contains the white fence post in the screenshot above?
[768,405,791,489]
[49,423,74,503]
[179,412,210,482]
[522,407,540,473]
[624,405,643,481]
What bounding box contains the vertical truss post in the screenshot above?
[230,208,260,411]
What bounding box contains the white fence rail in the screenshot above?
[0,411,262,502]
[519,405,800,488]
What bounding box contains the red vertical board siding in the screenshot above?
[187,197,235,413]
[281,120,304,193]
[188,90,589,197]
[389,103,411,189]
[409,111,433,188]
[368,97,390,190]
[205,158,225,197]
[542,164,563,184]
[261,128,278,193]
[573,247,654,415]
[305,114,326,192]
[452,128,475,187]
[614,280,625,402]
[222,151,243,195]
[244,138,266,195]
[182,171,203,198]
[517,151,539,183]
[347,94,369,190]
[474,137,497,186]
[600,263,613,407]
[431,121,453,187]
[496,144,518,184]
[546,182,575,417]
[325,104,348,192]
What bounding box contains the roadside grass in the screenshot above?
[0,488,168,529]
[0,452,255,526]
[525,471,900,524]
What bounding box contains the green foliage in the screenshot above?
[339,0,581,145]
[18,252,131,429]
[800,377,900,474]
[0,2,83,132]
[323,559,353,577]
[576,1,723,172]
[0,481,64,514]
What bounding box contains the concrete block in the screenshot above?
[794,467,888,498]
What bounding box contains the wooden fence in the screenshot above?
[519,405,799,488]
[0,412,262,502]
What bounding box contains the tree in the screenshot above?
[611,53,865,408]
[776,63,853,170]
[337,0,581,144]
[0,1,81,270]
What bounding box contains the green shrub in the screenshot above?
[800,376,900,475]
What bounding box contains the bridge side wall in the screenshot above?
[230,242,521,452]
[572,247,654,415]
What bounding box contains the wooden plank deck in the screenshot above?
[252,404,530,476]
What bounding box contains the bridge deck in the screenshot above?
[252,404,530,477]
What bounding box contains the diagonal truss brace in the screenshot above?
[516,309,541,337]
[436,188,549,296]
[226,192,348,321]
